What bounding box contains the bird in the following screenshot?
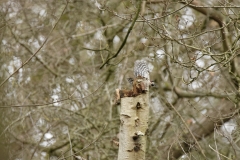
[127,60,154,86]
[134,60,150,80]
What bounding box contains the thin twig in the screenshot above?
[209,144,233,160]
[166,100,207,159]
[57,123,108,160]
[72,23,119,38]
[0,0,69,88]
[67,126,73,160]
[99,0,142,69]
[137,0,194,22]
[0,82,106,108]
[30,127,51,160]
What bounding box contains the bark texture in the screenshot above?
[118,91,149,160]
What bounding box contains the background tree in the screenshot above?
[0,0,240,159]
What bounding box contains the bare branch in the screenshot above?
[99,0,142,69]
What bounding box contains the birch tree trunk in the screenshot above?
[118,90,149,160]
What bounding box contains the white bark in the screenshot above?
[118,90,149,160]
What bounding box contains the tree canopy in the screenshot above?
[1,0,240,159]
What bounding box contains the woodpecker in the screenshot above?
[134,60,150,80]
[128,60,154,86]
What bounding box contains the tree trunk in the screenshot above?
[118,90,149,160]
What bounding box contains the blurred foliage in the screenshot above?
[1,0,240,159]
